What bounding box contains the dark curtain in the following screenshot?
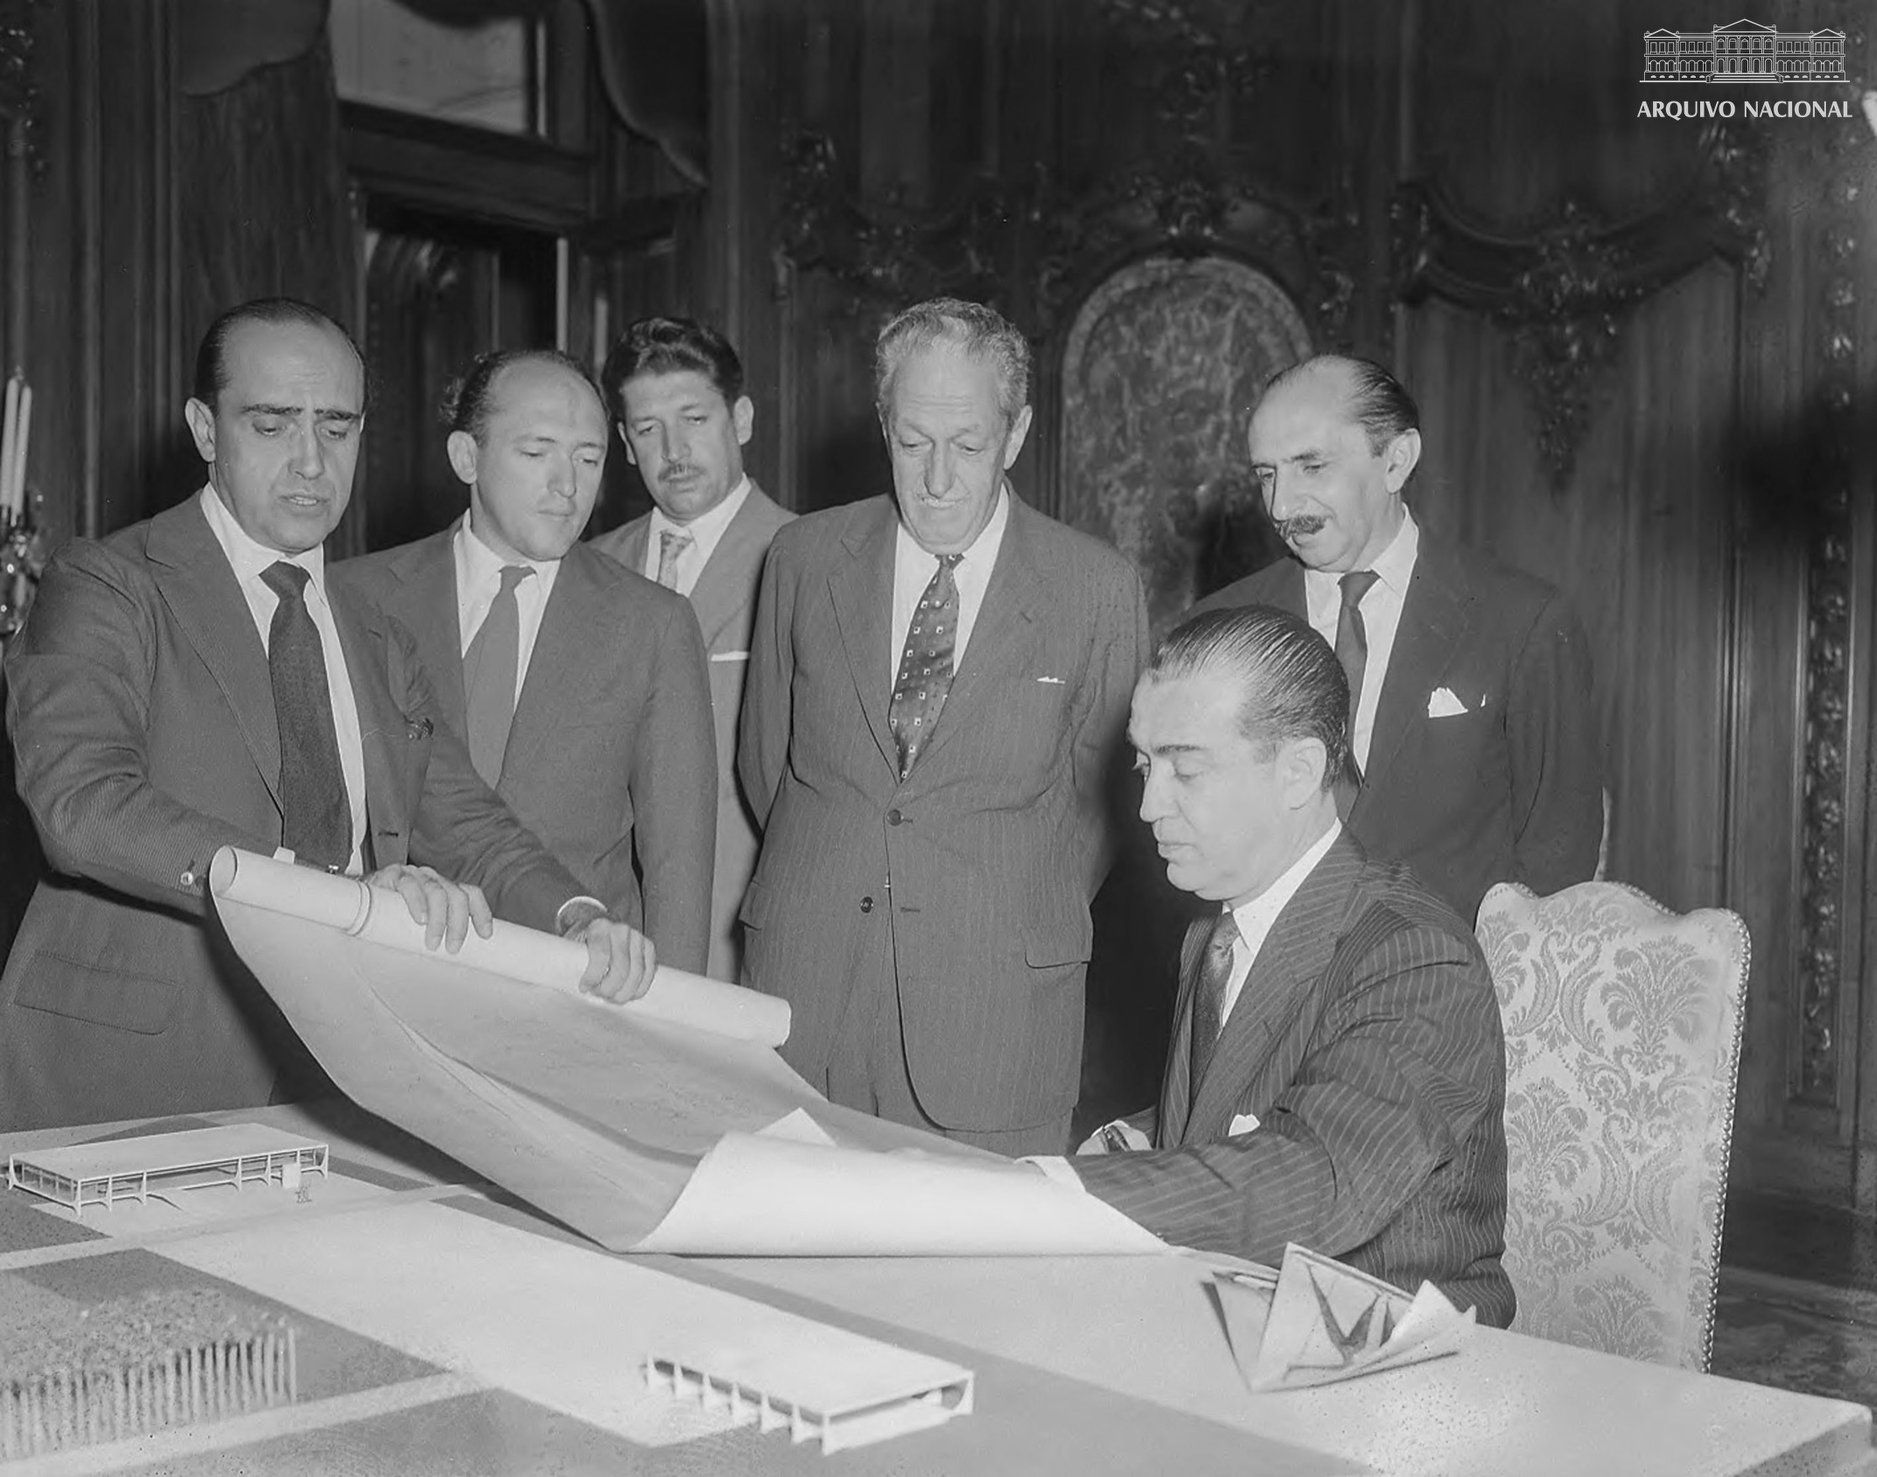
[171,33,357,530]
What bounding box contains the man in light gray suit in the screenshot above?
[740,298,1150,1156]
[593,318,793,982]
[334,348,717,974]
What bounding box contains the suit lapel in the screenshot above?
[1155,917,1213,1149]
[503,545,603,787]
[913,495,1044,774]
[147,500,284,808]
[607,516,652,583]
[385,528,468,737]
[1183,836,1364,1143]
[328,588,412,856]
[1357,536,1469,814]
[826,499,901,777]
[1262,557,1308,620]
[688,485,772,648]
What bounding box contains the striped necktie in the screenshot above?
[1188,909,1242,1102]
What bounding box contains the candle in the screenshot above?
[11,383,30,519]
[0,375,18,518]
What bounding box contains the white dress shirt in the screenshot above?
[642,475,752,597]
[1213,820,1343,1030]
[890,486,1010,676]
[1304,509,1420,770]
[454,516,562,704]
[1034,820,1345,1184]
[198,486,368,876]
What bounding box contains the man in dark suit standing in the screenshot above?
[592,318,794,982]
[1,302,656,1131]
[740,297,1150,1156]
[1193,355,1602,923]
[1053,606,1513,1325]
[335,349,716,975]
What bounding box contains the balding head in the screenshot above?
[1248,354,1422,574]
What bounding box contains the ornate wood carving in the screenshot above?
[779,130,1357,350]
[0,0,40,165]
[1794,103,1871,1107]
[1394,121,1769,488]
[775,0,1357,346]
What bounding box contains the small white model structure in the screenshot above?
[7,1125,329,1218]
[643,1335,974,1454]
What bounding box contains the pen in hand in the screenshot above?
[1100,1123,1133,1153]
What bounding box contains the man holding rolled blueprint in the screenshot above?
[1039,604,1515,1325]
[0,297,656,1131]
[334,348,717,975]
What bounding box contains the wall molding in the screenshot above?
[1393,121,1769,488]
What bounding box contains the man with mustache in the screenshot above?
[1,303,662,1130]
[335,348,716,975]
[739,297,1150,1154]
[592,317,794,983]
[1193,355,1602,923]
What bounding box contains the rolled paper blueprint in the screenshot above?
[208,846,790,1046]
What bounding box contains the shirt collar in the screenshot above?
[1301,505,1419,597]
[457,511,560,588]
[1228,819,1343,937]
[896,484,1011,567]
[197,485,327,596]
[1368,506,1419,595]
[648,474,751,546]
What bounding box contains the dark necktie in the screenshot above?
[1188,909,1242,1099]
[463,564,534,787]
[887,553,963,780]
[1334,570,1380,787]
[261,562,350,871]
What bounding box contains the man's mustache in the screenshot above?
[1277,515,1327,540]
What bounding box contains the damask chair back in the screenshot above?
[1475,880,1750,1371]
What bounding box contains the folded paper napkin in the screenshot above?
[1212,1243,1474,1392]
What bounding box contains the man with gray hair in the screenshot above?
[739,296,1150,1154]
[1041,604,1513,1324]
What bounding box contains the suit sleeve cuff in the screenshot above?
[555,895,608,936]
[1021,1156,1086,1193]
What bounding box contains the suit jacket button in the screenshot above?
[179,870,196,888]
[860,896,874,914]
[886,809,904,826]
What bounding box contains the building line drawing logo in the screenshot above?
[1642,19,1846,82]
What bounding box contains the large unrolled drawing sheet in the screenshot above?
[211,848,1164,1257]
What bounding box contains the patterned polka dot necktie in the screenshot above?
[888,553,964,780]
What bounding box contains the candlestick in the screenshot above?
[8,383,31,522]
[0,374,18,518]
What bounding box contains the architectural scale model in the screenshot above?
[6,1124,329,1217]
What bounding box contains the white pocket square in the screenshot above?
[1426,686,1467,719]
[1036,675,1065,685]
[1228,1111,1261,1136]
[710,650,750,664]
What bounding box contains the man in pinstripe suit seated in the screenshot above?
[1045,604,1514,1326]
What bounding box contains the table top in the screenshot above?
[1,1101,1870,1477]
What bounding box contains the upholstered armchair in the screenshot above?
[1475,881,1750,1371]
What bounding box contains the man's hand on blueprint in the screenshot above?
[571,918,658,1004]
[367,864,494,953]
